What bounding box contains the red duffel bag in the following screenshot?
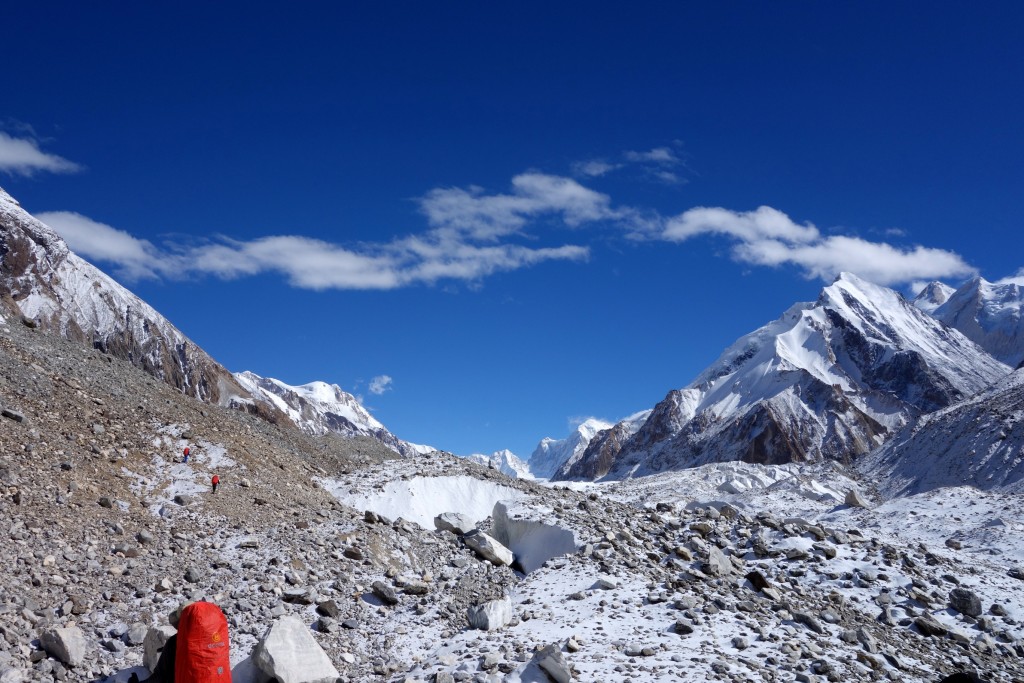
[175,601,231,682]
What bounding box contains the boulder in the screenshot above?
[462,530,514,566]
[845,488,871,508]
[467,597,513,631]
[0,666,26,683]
[252,615,340,683]
[434,512,476,535]
[371,581,399,606]
[949,588,983,617]
[703,546,733,577]
[535,642,571,683]
[39,625,86,666]
[143,624,177,673]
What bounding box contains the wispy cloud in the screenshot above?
[662,206,976,286]
[38,173,608,290]
[572,144,690,185]
[0,132,82,176]
[37,211,163,280]
[571,159,621,178]
[624,146,680,164]
[37,166,977,291]
[368,375,393,395]
[419,172,619,240]
[997,269,1024,286]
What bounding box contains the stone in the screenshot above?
[467,597,512,631]
[39,625,86,666]
[914,613,948,637]
[793,611,825,634]
[316,600,341,618]
[372,581,399,606]
[252,615,341,683]
[535,643,571,683]
[1,408,25,422]
[949,588,983,617]
[704,546,733,577]
[143,624,177,673]
[745,570,770,592]
[845,488,871,508]
[462,530,514,566]
[434,512,476,536]
[125,622,148,646]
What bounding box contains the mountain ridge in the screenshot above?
[556,272,1010,480]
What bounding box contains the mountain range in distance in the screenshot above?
[2,185,1022,493]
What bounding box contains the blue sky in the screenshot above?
[2,3,1022,458]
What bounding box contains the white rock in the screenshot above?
[467,597,513,631]
[252,615,340,683]
[462,530,514,566]
[434,512,476,535]
[536,643,571,683]
[39,625,86,666]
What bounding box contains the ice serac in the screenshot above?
[860,367,1024,497]
[234,371,431,456]
[932,276,1024,369]
[557,273,1011,481]
[529,417,612,479]
[0,187,264,412]
[492,499,578,573]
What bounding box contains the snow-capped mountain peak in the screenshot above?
[528,417,614,479]
[462,449,533,479]
[912,280,955,314]
[933,276,1024,368]
[556,272,1010,480]
[234,371,431,456]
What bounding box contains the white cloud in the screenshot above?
[419,172,618,241]
[624,146,679,164]
[0,133,81,176]
[995,269,1024,286]
[571,159,621,177]
[664,206,820,244]
[663,206,975,286]
[38,173,601,290]
[369,375,393,395]
[36,211,165,280]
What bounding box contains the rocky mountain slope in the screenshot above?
[931,277,1024,369]
[860,367,1024,497]
[1,311,1021,683]
[0,187,424,456]
[556,273,1010,481]
[234,371,430,457]
[0,188,252,410]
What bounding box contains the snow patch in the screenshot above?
[320,475,526,529]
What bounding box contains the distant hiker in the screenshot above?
[211,474,220,494]
[183,446,190,463]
